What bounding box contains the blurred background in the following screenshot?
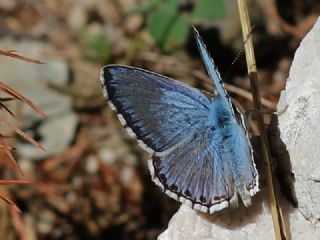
[0,0,319,239]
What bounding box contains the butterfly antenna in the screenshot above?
[223,25,256,82]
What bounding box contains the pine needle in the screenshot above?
[0,116,45,151]
[0,49,44,213]
[0,50,44,64]
[236,0,286,239]
[0,102,18,120]
[0,81,45,118]
[0,138,24,176]
[0,180,32,185]
[0,143,15,150]
[0,191,21,213]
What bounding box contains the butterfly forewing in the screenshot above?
[193,26,232,106]
[102,65,210,152]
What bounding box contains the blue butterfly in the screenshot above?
[100,27,259,213]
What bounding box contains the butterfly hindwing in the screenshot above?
[223,114,259,206]
[150,125,238,213]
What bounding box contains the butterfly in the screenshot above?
[100,27,259,214]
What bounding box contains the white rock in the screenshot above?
[158,17,320,240]
[277,16,320,228]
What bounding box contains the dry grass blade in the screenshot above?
[0,180,32,214]
[0,138,24,176]
[0,49,44,214]
[0,143,15,150]
[0,97,15,102]
[0,81,45,117]
[236,0,286,239]
[0,134,15,139]
[0,180,32,185]
[0,102,18,120]
[0,116,45,151]
[0,50,44,64]
[0,191,21,213]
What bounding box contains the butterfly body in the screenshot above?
[100,27,259,213]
